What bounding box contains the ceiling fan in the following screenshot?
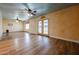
[25,8,37,16]
[22,3,37,16]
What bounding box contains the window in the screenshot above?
[43,20,48,34]
[25,23,29,29]
[38,21,42,33]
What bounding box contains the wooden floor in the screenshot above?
[0,32,79,55]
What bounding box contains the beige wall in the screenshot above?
[24,18,38,34]
[29,18,38,34]
[47,5,79,40]
[2,18,24,33]
[24,5,79,41]
[23,21,30,32]
[0,11,3,37]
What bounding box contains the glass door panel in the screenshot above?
[43,20,48,34]
[38,21,42,33]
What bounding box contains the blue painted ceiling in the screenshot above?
[0,3,77,21]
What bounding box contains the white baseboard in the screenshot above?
[49,35,79,44]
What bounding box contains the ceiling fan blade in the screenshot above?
[31,13,36,15]
[23,3,30,9]
[25,8,28,11]
[28,8,32,12]
[33,10,37,13]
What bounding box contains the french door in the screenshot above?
[38,21,42,34]
[38,19,48,35]
[43,19,48,34]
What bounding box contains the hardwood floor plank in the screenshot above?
[0,32,79,55]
